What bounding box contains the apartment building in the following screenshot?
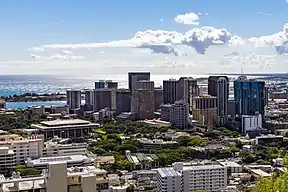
[0,147,15,175]
[156,162,227,192]
[0,162,110,192]
[0,134,43,165]
[0,134,89,174]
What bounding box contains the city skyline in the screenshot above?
[1,0,288,76]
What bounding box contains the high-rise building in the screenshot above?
[131,89,154,120]
[177,77,198,103]
[95,80,118,89]
[217,77,229,126]
[92,89,116,111]
[208,76,229,97]
[192,95,217,130]
[66,90,81,110]
[128,72,150,91]
[234,76,265,118]
[136,80,155,112]
[116,89,131,114]
[163,77,198,110]
[264,86,269,106]
[160,104,172,122]
[94,81,106,89]
[106,80,118,89]
[163,79,178,104]
[154,87,163,111]
[156,162,227,192]
[170,100,189,129]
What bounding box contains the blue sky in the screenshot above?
[1,0,288,45]
[1,0,288,75]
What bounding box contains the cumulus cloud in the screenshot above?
[249,23,288,54]
[31,22,288,56]
[174,12,200,25]
[38,27,244,55]
[160,18,164,22]
[139,44,180,56]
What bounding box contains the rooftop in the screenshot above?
[182,164,224,171]
[40,119,90,126]
[157,167,181,177]
[26,155,90,166]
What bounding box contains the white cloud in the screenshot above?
[160,18,164,22]
[174,12,200,25]
[39,27,245,55]
[61,50,74,55]
[28,47,44,52]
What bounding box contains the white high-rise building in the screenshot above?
[156,162,227,192]
[66,90,81,110]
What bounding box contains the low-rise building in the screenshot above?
[138,138,178,152]
[31,119,99,139]
[0,162,110,192]
[255,134,284,145]
[125,150,159,170]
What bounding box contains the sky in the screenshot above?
[1,0,288,77]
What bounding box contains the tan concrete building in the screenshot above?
[131,89,154,120]
[192,95,217,129]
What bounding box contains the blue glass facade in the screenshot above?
[234,80,265,117]
[95,81,105,89]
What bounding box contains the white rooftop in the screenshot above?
[157,168,181,177]
[26,155,90,166]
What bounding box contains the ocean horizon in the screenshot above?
[0,74,210,97]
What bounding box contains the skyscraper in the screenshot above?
[128,72,150,92]
[208,76,229,97]
[136,80,155,113]
[116,89,131,114]
[234,76,265,118]
[163,77,198,109]
[131,89,154,120]
[217,77,229,126]
[170,100,189,129]
[66,90,81,110]
[154,87,163,111]
[163,79,178,104]
[94,81,106,89]
[92,89,116,111]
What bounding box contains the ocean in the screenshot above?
[0,74,208,109]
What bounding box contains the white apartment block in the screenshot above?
[0,135,43,165]
[0,162,110,192]
[156,162,227,192]
[0,147,15,175]
[0,134,88,173]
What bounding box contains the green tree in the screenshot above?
[88,147,107,155]
[13,165,40,176]
[253,172,288,192]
